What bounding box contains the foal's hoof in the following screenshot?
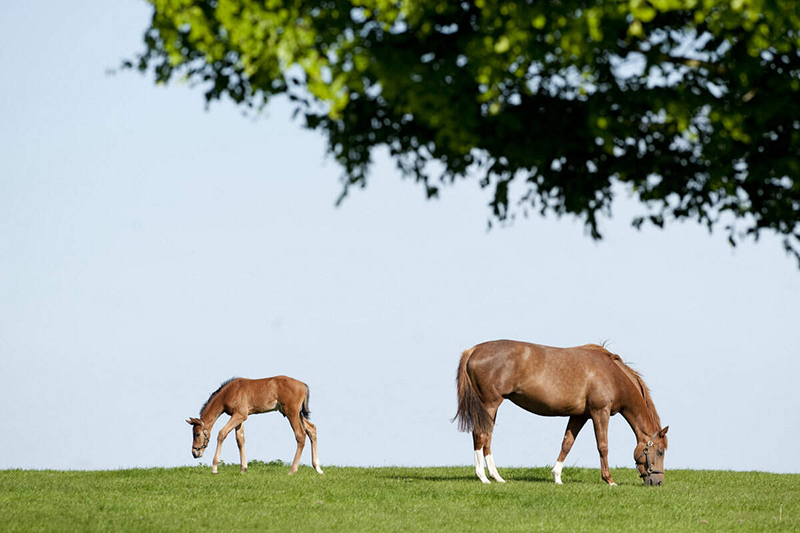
[240,468,247,474]
[315,466,324,475]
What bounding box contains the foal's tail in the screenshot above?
[301,384,311,420]
[454,347,493,435]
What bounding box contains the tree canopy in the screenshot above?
[129,0,800,264]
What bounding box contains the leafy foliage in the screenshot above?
[129,0,800,262]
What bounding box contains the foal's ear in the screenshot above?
[186,418,199,426]
[658,426,669,437]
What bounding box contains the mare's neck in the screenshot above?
[620,389,658,444]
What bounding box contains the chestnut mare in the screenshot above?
[455,340,668,486]
[186,376,323,475]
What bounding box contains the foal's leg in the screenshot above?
[211,413,247,474]
[286,411,307,475]
[590,409,616,486]
[235,423,247,473]
[302,418,324,474]
[552,416,588,484]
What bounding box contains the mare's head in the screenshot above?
[634,426,669,486]
[186,417,209,458]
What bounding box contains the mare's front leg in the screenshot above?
[211,413,247,474]
[552,416,588,484]
[235,423,247,473]
[590,409,615,486]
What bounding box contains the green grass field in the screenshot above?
[1,461,797,532]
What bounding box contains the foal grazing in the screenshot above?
[187,376,323,475]
[455,340,668,486]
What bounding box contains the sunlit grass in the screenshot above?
[0,462,797,531]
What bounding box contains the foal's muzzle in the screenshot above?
[192,428,209,459]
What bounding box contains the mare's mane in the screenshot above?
[199,377,240,416]
[584,344,663,440]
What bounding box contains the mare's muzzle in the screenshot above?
[643,473,664,486]
[636,432,664,486]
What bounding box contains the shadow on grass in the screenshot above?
[373,471,476,482]
[373,468,568,484]
[507,475,584,484]
[373,467,645,486]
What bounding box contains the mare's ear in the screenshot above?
[658,426,669,437]
[186,418,198,426]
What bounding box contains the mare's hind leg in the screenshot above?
[211,413,247,474]
[472,402,503,484]
[303,418,324,474]
[483,432,505,483]
[590,409,616,486]
[285,410,307,475]
[235,423,247,473]
[472,432,491,484]
[552,416,588,484]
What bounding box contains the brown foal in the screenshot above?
[455,340,668,486]
[187,376,323,475]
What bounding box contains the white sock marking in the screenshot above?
[474,449,490,484]
[485,454,506,483]
[551,461,564,485]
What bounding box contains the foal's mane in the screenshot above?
[199,377,240,416]
[586,345,662,434]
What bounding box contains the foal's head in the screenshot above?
[634,426,669,486]
[186,417,209,458]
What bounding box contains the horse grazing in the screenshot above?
[186,376,323,475]
[455,340,668,486]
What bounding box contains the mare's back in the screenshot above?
[470,340,621,390]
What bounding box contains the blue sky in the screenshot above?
[1,1,799,475]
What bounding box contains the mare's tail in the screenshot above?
[301,384,311,420]
[454,347,493,435]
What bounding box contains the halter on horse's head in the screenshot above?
[635,427,669,486]
[186,417,210,458]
